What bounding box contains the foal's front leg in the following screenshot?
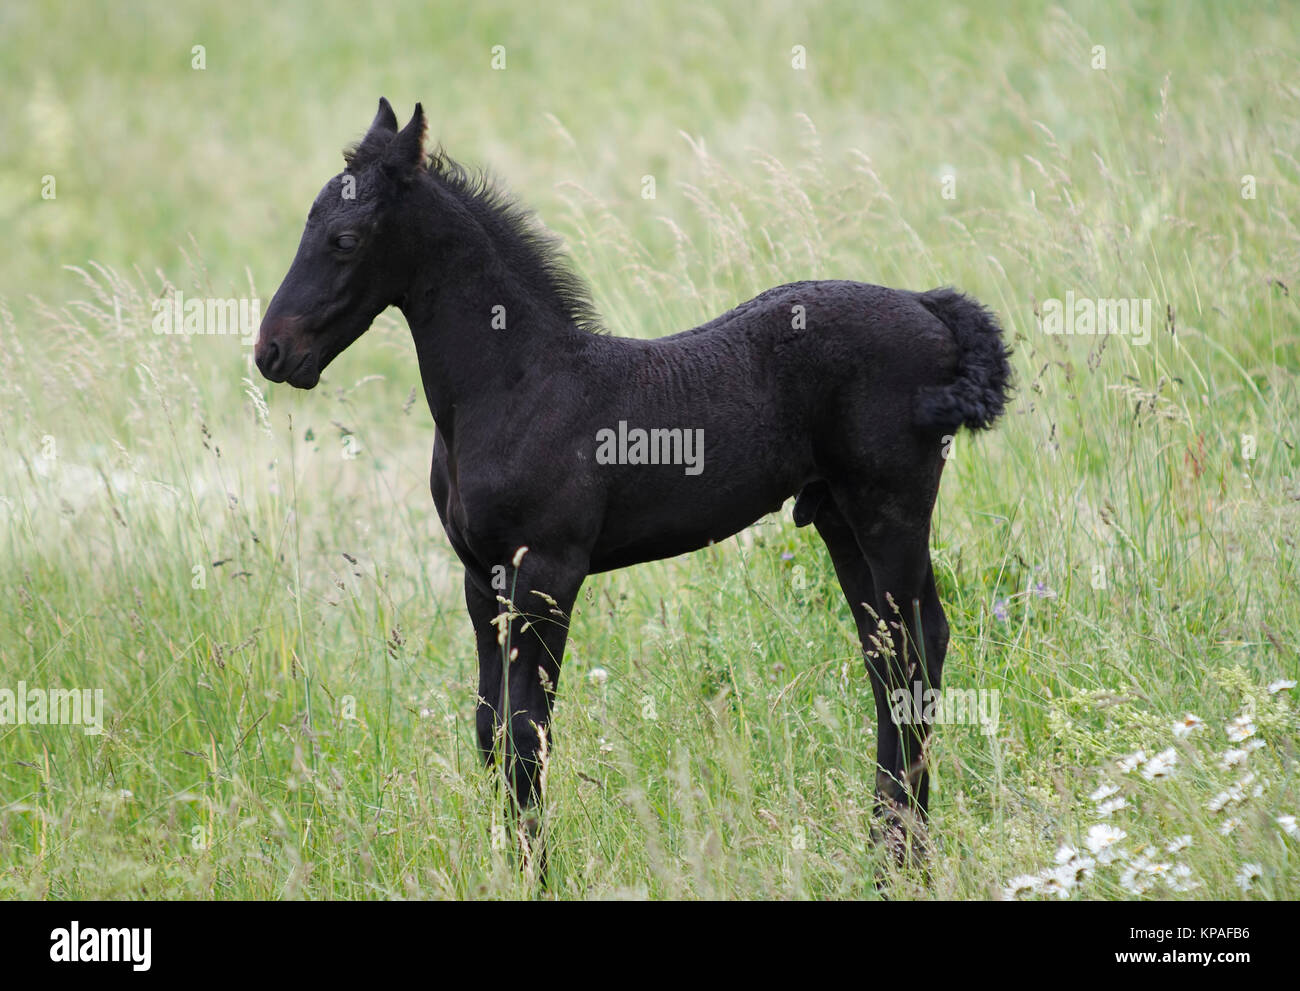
[466,553,584,873]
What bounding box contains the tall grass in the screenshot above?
[1,0,1296,898]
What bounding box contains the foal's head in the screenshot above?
[256,98,428,388]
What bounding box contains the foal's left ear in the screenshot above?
[383,103,427,182]
[345,97,401,170]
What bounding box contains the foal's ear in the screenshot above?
[345,97,400,169]
[370,97,400,135]
[382,103,427,182]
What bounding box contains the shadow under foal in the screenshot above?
[255,99,1011,875]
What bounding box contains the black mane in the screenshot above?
[421,149,604,335]
[343,122,600,334]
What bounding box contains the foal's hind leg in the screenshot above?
[856,525,947,835]
[811,499,899,809]
[910,559,949,816]
[819,479,949,862]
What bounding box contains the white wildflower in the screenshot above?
[1226,713,1257,742]
[1220,739,1266,769]
[1144,858,1172,878]
[1142,747,1177,780]
[1037,865,1077,899]
[1120,850,1171,894]
[1089,782,1119,802]
[1096,796,1129,817]
[1234,863,1262,891]
[1120,863,1154,895]
[1219,746,1251,769]
[1085,824,1126,864]
[1167,863,1200,892]
[1002,874,1039,900]
[1061,854,1095,880]
[1117,750,1146,773]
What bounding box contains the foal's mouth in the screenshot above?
[259,349,319,389]
[285,352,320,390]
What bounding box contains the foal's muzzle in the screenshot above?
[255,315,318,388]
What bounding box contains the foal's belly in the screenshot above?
[587,477,795,573]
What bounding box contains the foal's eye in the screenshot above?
[333,233,359,252]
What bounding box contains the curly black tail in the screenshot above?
[913,287,1012,433]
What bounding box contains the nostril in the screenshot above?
[255,315,301,379]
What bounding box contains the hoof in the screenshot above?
[872,791,931,871]
[517,812,549,886]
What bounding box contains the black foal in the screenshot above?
[255,99,1011,875]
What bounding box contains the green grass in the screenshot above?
[1,0,1297,899]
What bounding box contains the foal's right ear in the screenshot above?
[382,102,427,183]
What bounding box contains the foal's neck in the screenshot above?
[397,180,589,432]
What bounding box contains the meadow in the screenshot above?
[1,0,1297,899]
